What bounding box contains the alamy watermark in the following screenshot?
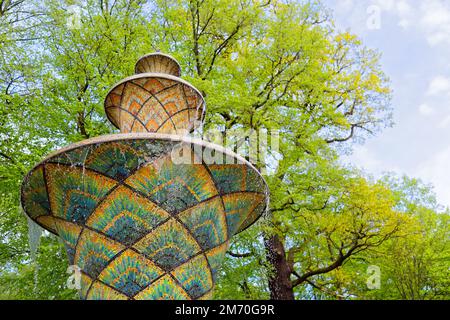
[66,3,82,30]
[66,265,81,290]
[170,127,280,176]
[366,265,381,290]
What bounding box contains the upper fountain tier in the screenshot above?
[104,53,205,135]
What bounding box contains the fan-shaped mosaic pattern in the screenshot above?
[45,164,117,224]
[54,220,82,264]
[135,53,182,76]
[105,76,205,134]
[133,218,202,271]
[87,281,129,300]
[21,137,268,300]
[134,275,190,300]
[178,197,227,251]
[126,158,218,214]
[171,255,213,299]
[86,186,170,246]
[22,166,51,219]
[206,242,229,281]
[98,249,164,296]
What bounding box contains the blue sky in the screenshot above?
[328,0,450,207]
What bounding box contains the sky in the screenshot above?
[327,0,450,208]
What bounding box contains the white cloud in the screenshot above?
[331,1,450,208]
[333,0,450,47]
[351,146,382,173]
[438,115,450,128]
[396,1,413,28]
[343,145,400,177]
[418,103,434,116]
[338,0,354,10]
[347,143,450,208]
[364,0,450,46]
[421,1,450,26]
[374,0,396,12]
[417,145,450,207]
[396,1,412,16]
[368,0,413,29]
[427,76,450,96]
[419,0,450,46]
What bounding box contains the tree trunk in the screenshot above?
[264,233,295,300]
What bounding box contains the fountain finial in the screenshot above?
[135,52,182,77]
[105,52,204,134]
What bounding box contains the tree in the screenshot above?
[354,176,450,300]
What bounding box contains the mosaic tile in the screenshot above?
[45,164,117,224]
[87,186,169,246]
[22,166,51,219]
[86,281,129,300]
[74,229,124,278]
[171,255,213,299]
[133,219,201,271]
[222,192,265,235]
[126,159,218,214]
[178,197,227,251]
[205,241,229,282]
[98,249,164,297]
[134,275,190,300]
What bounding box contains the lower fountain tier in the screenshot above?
[21,133,269,300]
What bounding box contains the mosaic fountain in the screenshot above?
[20,53,269,300]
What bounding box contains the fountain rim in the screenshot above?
[21,132,270,235]
[104,73,206,130]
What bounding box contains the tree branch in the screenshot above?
[291,241,363,288]
[226,250,253,258]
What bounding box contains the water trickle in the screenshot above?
[191,100,205,140]
[26,216,43,262]
[80,146,90,180]
[199,102,206,138]
[33,262,39,295]
[26,215,43,296]
[263,188,271,219]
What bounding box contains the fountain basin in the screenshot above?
[21,133,268,300]
[105,73,205,134]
